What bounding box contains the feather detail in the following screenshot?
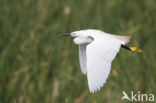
[110,35,131,44]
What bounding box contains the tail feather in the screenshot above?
[113,35,131,44]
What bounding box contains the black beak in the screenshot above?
[58,34,71,37]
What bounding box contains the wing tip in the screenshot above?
[88,80,106,93]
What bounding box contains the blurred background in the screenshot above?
[0,0,156,103]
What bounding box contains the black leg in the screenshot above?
[121,44,131,51]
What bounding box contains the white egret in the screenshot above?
[60,29,143,93]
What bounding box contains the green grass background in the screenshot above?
[0,0,156,103]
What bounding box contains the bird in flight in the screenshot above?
[60,29,143,93]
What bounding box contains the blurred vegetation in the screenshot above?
[0,0,156,103]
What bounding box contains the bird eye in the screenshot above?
[71,33,77,37]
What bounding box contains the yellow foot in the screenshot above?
[130,47,143,53]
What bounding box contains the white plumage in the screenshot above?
[62,29,131,93]
[86,30,122,92]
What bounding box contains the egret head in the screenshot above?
[60,30,94,45]
[59,30,85,37]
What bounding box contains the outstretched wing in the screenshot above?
[86,35,122,93]
[79,45,87,74]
